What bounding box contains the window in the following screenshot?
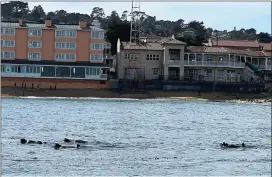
[189,54,195,61]
[217,70,224,81]
[196,54,202,61]
[11,65,18,72]
[206,55,212,63]
[1,40,15,47]
[188,69,201,80]
[91,43,104,50]
[66,54,76,60]
[125,53,138,60]
[1,51,15,58]
[86,67,100,75]
[1,65,6,72]
[146,54,159,60]
[26,66,41,73]
[91,31,104,39]
[55,42,76,49]
[29,52,41,60]
[90,54,103,61]
[56,30,76,38]
[55,53,76,60]
[29,29,42,36]
[28,41,41,48]
[206,69,213,81]
[1,28,15,35]
[153,68,159,75]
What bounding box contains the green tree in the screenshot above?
[10,1,30,18]
[30,5,46,21]
[90,7,105,19]
[257,32,272,43]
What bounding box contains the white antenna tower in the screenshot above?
[130,0,141,45]
[123,0,145,91]
[124,0,142,82]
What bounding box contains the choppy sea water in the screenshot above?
[1,97,271,176]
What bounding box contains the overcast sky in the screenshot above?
[27,1,271,33]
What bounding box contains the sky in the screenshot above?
[27,1,271,33]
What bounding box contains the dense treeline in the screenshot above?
[1,1,271,54]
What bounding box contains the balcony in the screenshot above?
[185,60,245,68]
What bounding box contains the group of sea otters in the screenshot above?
[20,138,246,150]
[20,138,86,150]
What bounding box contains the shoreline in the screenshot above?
[1,87,271,103]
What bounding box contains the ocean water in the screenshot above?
[1,97,271,176]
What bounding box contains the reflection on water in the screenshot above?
[2,97,271,176]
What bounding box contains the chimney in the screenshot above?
[45,17,52,27]
[18,18,23,26]
[79,19,87,28]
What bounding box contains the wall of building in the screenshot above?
[1,77,110,89]
[1,22,105,63]
[118,49,164,80]
[163,44,185,80]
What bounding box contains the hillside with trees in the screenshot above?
[1,1,271,54]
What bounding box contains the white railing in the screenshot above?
[1,71,109,80]
[100,74,107,80]
[184,60,245,68]
[184,75,242,83]
[243,66,259,81]
[258,64,267,70]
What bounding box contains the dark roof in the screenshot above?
[2,59,109,67]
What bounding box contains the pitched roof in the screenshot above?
[186,46,205,52]
[186,46,271,57]
[121,42,163,51]
[121,37,186,50]
[211,39,260,48]
[157,37,186,45]
[259,42,272,51]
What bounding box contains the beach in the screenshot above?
[1,86,271,103]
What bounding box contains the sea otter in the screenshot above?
[20,138,43,144]
[54,143,80,150]
[220,142,245,148]
[64,138,87,144]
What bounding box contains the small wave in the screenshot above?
[3,158,51,162]
[8,96,142,101]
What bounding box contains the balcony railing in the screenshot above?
[184,75,243,83]
[100,74,108,80]
[184,60,245,68]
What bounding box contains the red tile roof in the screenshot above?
[259,43,272,51]
[187,46,271,57]
[186,46,205,52]
[211,39,260,48]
